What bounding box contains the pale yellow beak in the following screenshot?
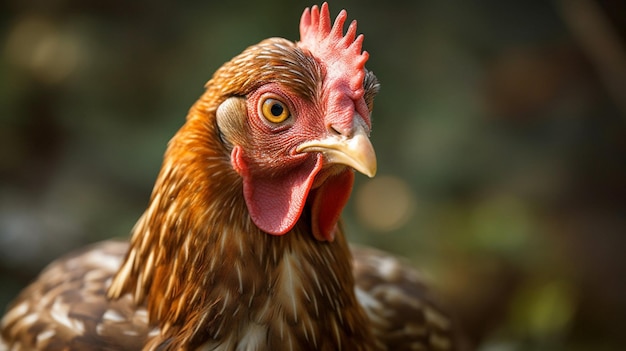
[296,119,377,178]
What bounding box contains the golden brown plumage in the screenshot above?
[1,3,456,351]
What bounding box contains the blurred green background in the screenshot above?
[1,0,625,350]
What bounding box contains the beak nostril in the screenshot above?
[327,114,368,138]
[328,124,343,136]
[328,124,346,136]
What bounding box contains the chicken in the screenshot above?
[1,3,455,351]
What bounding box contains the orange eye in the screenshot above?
[261,98,290,123]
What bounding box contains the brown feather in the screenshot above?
[352,246,457,351]
[0,241,152,351]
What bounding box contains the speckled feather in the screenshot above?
[0,241,455,351]
[1,3,455,351]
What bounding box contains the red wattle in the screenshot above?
[235,148,324,236]
[310,170,354,241]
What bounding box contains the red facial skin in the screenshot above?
[230,81,370,241]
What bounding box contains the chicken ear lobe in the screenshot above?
[232,146,324,236]
[216,97,248,148]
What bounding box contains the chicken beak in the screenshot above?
[296,119,377,178]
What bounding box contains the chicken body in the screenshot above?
[1,3,454,351]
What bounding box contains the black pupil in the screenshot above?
[270,103,284,117]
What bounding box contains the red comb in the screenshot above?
[298,2,369,99]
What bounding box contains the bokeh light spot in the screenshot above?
[5,16,80,84]
[355,175,416,232]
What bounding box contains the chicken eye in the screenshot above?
[261,98,290,124]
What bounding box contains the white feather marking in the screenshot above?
[323,285,333,307]
[337,305,344,326]
[238,238,244,259]
[208,256,217,277]
[192,313,207,336]
[228,204,236,223]
[162,321,172,334]
[310,268,323,294]
[174,291,188,319]
[84,249,121,272]
[301,285,311,302]
[355,287,383,311]
[425,306,452,330]
[84,269,107,283]
[36,329,55,344]
[199,334,236,351]
[332,319,342,351]
[287,331,294,351]
[138,215,152,250]
[148,328,160,337]
[19,313,38,328]
[377,256,400,279]
[103,309,125,322]
[232,304,240,317]
[301,319,309,342]
[306,318,318,348]
[254,300,272,324]
[0,340,10,351]
[236,323,267,351]
[327,264,341,288]
[135,308,149,324]
[248,282,255,307]
[235,263,243,294]
[280,252,299,323]
[312,294,319,317]
[1,301,28,326]
[109,249,135,298]
[213,319,224,339]
[191,287,202,308]
[220,291,230,314]
[355,287,394,327]
[219,228,229,255]
[182,235,191,262]
[50,298,85,334]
